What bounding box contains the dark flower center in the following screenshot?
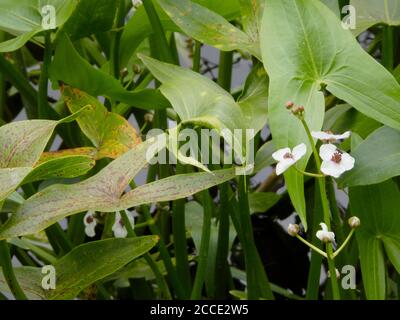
[331,150,343,163]
[86,215,94,224]
[283,152,294,159]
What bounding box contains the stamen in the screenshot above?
[331,151,342,163]
[86,215,94,224]
[283,152,294,159]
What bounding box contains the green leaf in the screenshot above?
[260,0,400,229]
[157,0,260,58]
[62,0,118,40]
[0,110,87,202]
[48,236,159,299]
[338,127,400,187]
[0,120,58,168]
[63,86,141,159]
[239,0,265,43]
[254,140,274,172]
[320,0,340,17]
[119,169,236,208]
[238,63,269,134]
[120,0,241,67]
[0,31,37,53]
[0,133,235,239]
[349,180,400,299]
[0,135,166,238]
[22,155,95,184]
[0,0,77,52]
[50,33,169,110]
[140,54,257,161]
[327,106,382,139]
[38,147,98,163]
[248,192,280,214]
[0,266,46,300]
[0,168,32,202]
[1,236,159,300]
[351,0,400,35]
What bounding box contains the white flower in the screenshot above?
[311,130,351,143]
[319,144,355,178]
[316,223,335,243]
[272,143,307,175]
[132,0,143,8]
[84,211,97,238]
[112,210,137,238]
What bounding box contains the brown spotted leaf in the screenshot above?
[63,86,141,159]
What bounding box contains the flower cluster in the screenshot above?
[83,210,138,238]
[272,102,355,178]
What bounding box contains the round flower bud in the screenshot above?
[285,101,294,109]
[348,216,361,229]
[287,223,300,237]
[144,113,154,123]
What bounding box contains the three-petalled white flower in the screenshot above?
[112,210,138,238]
[272,143,307,175]
[84,211,97,238]
[316,223,335,243]
[311,131,351,143]
[319,144,355,178]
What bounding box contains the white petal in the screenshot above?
[276,158,295,175]
[113,226,128,238]
[272,147,291,161]
[83,211,96,227]
[292,143,307,160]
[85,225,96,238]
[319,222,328,232]
[336,131,351,140]
[316,230,324,242]
[312,131,351,141]
[340,152,355,171]
[311,131,331,140]
[319,144,337,161]
[320,160,344,178]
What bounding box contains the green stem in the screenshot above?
[0,240,27,300]
[192,41,201,72]
[191,190,213,299]
[45,223,72,256]
[172,164,191,297]
[142,205,186,299]
[333,229,355,258]
[295,235,327,258]
[142,0,173,63]
[0,55,37,118]
[38,32,52,119]
[294,167,324,178]
[382,26,394,71]
[300,118,340,300]
[214,183,231,299]
[217,51,233,90]
[0,200,27,300]
[238,175,274,300]
[213,50,234,299]
[110,0,125,79]
[306,180,324,299]
[326,177,345,244]
[120,211,172,300]
[0,32,5,121]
